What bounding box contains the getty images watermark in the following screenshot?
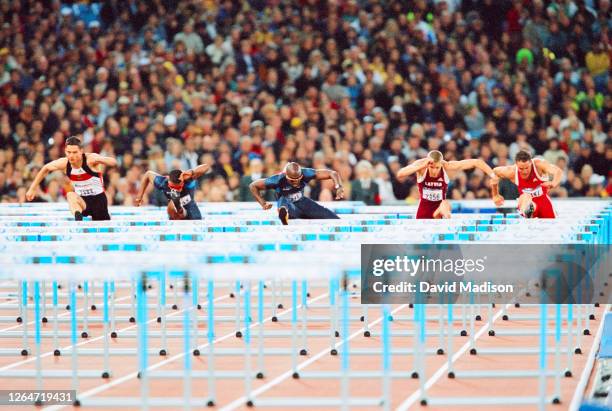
[361,244,610,305]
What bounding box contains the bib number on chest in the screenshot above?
[180,195,192,206]
[523,186,544,197]
[422,187,443,202]
[286,192,303,202]
[78,188,96,197]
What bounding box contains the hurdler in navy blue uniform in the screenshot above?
[136,163,210,220]
[249,162,344,224]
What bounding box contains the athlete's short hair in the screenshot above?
[428,150,443,163]
[65,136,82,148]
[284,162,302,177]
[169,169,182,184]
[515,150,532,163]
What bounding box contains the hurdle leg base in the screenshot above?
[16,317,22,323]
[271,316,278,322]
[502,315,509,321]
[65,305,70,310]
[583,329,591,336]
[436,348,444,355]
[159,349,167,356]
[589,314,595,320]
[111,331,117,338]
[420,399,427,406]
[246,400,254,407]
[277,304,283,309]
[256,372,264,379]
[207,400,215,407]
[299,349,307,356]
[552,398,561,404]
[171,304,178,310]
[42,317,48,323]
[460,330,467,336]
[292,372,299,379]
[81,331,88,338]
[575,348,582,354]
[475,315,482,321]
[515,303,520,308]
[411,371,419,379]
[330,349,338,356]
[53,349,61,356]
[21,349,28,356]
[236,331,243,338]
[564,370,572,377]
[101,371,110,379]
[364,331,371,337]
[488,330,496,336]
[128,317,135,323]
[91,305,97,311]
[448,371,455,379]
[470,348,477,355]
[157,317,161,323]
[193,349,200,356]
[74,399,81,407]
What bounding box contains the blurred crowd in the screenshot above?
[0,0,610,207]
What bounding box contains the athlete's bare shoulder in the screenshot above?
[45,157,68,172]
[84,153,103,172]
[493,165,515,179]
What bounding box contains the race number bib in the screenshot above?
[523,186,543,198]
[286,192,303,202]
[77,188,96,197]
[180,195,192,206]
[422,188,443,202]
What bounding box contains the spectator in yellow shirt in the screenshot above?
[585,41,610,93]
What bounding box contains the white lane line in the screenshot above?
[395,305,506,411]
[45,291,330,410]
[0,284,249,372]
[220,304,408,411]
[0,295,132,333]
[569,304,610,411]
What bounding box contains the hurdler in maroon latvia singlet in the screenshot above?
[416,168,449,219]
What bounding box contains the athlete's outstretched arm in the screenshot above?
[396,158,431,182]
[181,163,210,180]
[88,153,118,168]
[491,166,516,206]
[314,169,344,199]
[443,159,497,182]
[534,159,563,189]
[135,171,162,206]
[26,158,68,201]
[249,178,273,210]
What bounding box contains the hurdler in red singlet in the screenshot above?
[397,150,498,219]
[492,150,562,219]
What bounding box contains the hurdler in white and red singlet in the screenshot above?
[66,153,110,220]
